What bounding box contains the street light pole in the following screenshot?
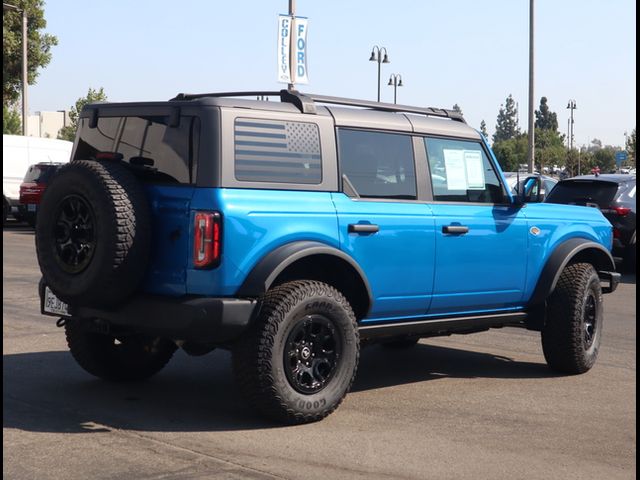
[369,46,390,102]
[526,0,535,174]
[566,100,576,150]
[3,2,28,136]
[387,74,403,104]
[566,99,577,174]
[287,0,296,91]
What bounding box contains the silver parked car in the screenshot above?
[502,172,558,202]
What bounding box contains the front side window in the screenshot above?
[74,115,197,184]
[338,129,416,199]
[424,137,506,203]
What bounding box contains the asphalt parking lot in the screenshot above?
[3,221,636,480]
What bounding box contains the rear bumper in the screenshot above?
[42,287,257,343]
[599,270,621,294]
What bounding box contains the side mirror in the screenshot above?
[514,176,542,205]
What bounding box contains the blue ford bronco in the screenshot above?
[36,90,620,424]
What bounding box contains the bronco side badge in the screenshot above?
[530,226,541,236]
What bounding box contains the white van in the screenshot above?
[3,135,73,222]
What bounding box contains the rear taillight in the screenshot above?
[613,206,631,216]
[193,212,221,269]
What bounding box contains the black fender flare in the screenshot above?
[528,238,615,308]
[237,240,373,306]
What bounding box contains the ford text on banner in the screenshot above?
[277,14,291,84]
[294,17,309,84]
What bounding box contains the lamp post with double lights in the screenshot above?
[567,99,577,173]
[369,45,390,102]
[387,74,403,104]
[3,2,28,135]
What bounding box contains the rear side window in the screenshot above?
[616,181,636,203]
[74,116,198,184]
[545,180,619,207]
[234,118,322,184]
[338,129,416,199]
[424,137,505,203]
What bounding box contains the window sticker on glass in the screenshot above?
[443,149,467,190]
[464,150,485,189]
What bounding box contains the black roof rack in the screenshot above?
[170,89,466,123]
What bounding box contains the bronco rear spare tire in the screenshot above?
[35,160,151,307]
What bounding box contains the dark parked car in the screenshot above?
[19,162,64,227]
[545,174,636,271]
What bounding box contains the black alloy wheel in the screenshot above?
[53,194,96,274]
[583,292,597,349]
[284,314,342,394]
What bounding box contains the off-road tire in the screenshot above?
[35,160,150,307]
[232,280,359,424]
[541,263,603,374]
[65,319,177,381]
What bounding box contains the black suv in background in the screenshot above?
[545,174,636,271]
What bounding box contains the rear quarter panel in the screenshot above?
[186,188,339,296]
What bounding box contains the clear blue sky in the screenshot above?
[29,0,636,148]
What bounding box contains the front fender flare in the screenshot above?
[528,238,615,308]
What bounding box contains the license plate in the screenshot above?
[43,287,70,316]
[27,204,36,212]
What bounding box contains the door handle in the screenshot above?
[442,225,469,234]
[348,223,379,234]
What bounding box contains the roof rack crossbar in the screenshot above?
[170,89,465,123]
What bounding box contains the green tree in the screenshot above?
[534,96,558,131]
[626,128,636,166]
[58,87,108,141]
[493,94,519,143]
[452,103,463,116]
[492,134,528,172]
[479,120,488,140]
[3,103,21,134]
[3,0,58,105]
[565,149,580,177]
[534,128,565,172]
[593,147,616,173]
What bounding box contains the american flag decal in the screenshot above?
[234,118,322,184]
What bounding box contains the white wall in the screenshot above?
[26,110,70,139]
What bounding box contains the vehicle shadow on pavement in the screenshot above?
[2,222,34,234]
[618,273,636,285]
[351,342,559,393]
[3,349,281,433]
[4,342,559,434]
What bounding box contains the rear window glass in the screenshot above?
[545,180,619,207]
[234,118,322,184]
[74,115,199,184]
[23,164,60,183]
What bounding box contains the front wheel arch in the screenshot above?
[528,238,614,308]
